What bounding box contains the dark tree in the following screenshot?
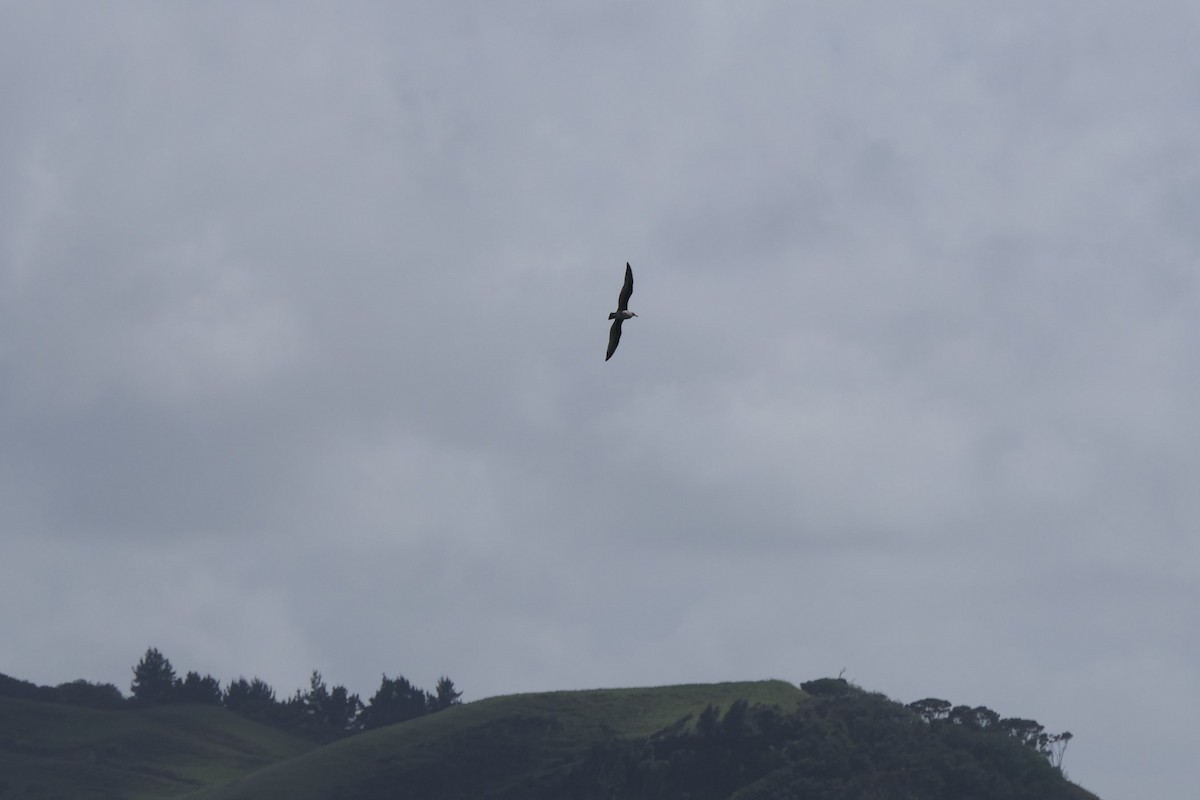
[432,676,462,710]
[972,706,1001,730]
[720,699,750,739]
[293,670,361,733]
[1047,731,1073,769]
[178,671,223,705]
[908,697,952,723]
[1000,717,1045,749]
[327,684,364,733]
[949,704,1000,730]
[55,680,127,708]
[131,648,178,705]
[364,674,430,729]
[301,670,330,719]
[224,676,278,720]
[0,673,45,701]
[696,704,720,738]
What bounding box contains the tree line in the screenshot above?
[906,695,1073,769]
[130,647,462,739]
[0,647,462,742]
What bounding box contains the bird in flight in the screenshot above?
[606,262,637,361]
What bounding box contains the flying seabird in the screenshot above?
[606,262,637,361]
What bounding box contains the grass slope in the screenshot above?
[0,697,314,799]
[184,680,806,800]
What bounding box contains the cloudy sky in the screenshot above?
[3,2,1199,797]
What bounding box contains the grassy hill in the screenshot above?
[0,696,313,799]
[183,679,1098,800]
[183,680,804,799]
[1,679,1099,800]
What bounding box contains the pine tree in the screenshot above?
[433,676,462,710]
[364,674,430,729]
[178,671,223,705]
[224,676,278,720]
[130,648,178,705]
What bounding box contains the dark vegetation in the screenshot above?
[2,646,461,744]
[544,678,1084,800]
[0,672,127,710]
[0,661,1095,800]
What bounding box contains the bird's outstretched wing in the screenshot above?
[617,262,633,312]
[606,318,624,361]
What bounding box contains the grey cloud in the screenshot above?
[3,3,1199,798]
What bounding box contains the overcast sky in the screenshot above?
[3,3,1199,798]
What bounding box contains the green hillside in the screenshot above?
[183,680,804,800]
[0,697,313,799]
[2,679,1099,800]
[182,679,1097,800]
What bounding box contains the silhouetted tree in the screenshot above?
[1000,717,1045,749]
[302,670,330,719]
[131,648,177,705]
[224,676,277,720]
[720,699,749,739]
[696,704,720,738]
[364,674,430,729]
[178,671,223,705]
[0,673,49,701]
[432,676,462,710]
[1047,731,1073,769]
[55,679,126,708]
[292,670,362,733]
[908,697,952,722]
[949,704,1000,730]
[327,684,364,733]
